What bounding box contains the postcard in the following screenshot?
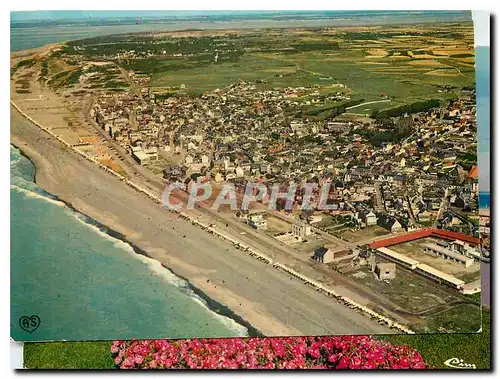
[10,10,485,342]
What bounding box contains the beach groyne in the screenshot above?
[11,100,414,335]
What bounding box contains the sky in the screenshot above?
[10,10,471,22]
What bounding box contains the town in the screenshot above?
[11,22,483,333]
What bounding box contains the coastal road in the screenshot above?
[11,106,393,337]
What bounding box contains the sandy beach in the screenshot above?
[11,106,393,337]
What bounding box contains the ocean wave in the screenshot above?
[10,145,36,183]
[10,184,66,207]
[65,208,249,337]
[10,145,248,337]
[133,251,248,336]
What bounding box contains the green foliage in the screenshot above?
[66,69,83,85]
[357,121,413,147]
[40,61,49,78]
[450,53,475,58]
[103,80,128,88]
[23,341,115,369]
[11,58,36,76]
[373,99,442,119]
[270,132,280,140]
[290,42,340,51]
[300,99,364,119]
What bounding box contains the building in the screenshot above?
[375,247,419,270]
[375,262,396,280]
[361,211,377,226]
[423,243,474,267]
[247,213,267,230]
[369,228,480,249]
[313,246,352,264]
[133,150,152,165]
[374,248,466,290]
[415,263,465,290]
[292,222,312,240]
[377,214,403,233]
[308,214,324,224]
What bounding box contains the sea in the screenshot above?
[10,146,252,341]
[11,10,472,52]
[10,146,249,341]
[479,192,490,209]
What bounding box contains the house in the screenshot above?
[235,166,245,178]
[247,213,267,230]
[377,214,403,233]
[375,263,396,280]
[133,150,151,166]
[185,155,194,165]
[292,222,312,241]
[359,210,377,226]
[313,246,353,264]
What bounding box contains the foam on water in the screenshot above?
[67,208,249,336]
[130,250,249,336]
[11,184,67,207]
[11,147,248,340]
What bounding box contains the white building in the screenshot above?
[292,222,312,241]
[247,214,267,230]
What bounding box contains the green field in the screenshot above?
[55,24,476,116]
[149,50,473,109]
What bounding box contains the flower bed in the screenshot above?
[112,336,428,370]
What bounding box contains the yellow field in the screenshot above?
[424,69,460,77]
[366,49,388,56]
[261,67,296,73]
[409,54,438,59]
[407,60,443,66]
[356,61,389,65]
[432,49,473,56]
[457,57,475,63]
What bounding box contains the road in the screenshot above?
[346,99,391,110]
[435,187,450,227]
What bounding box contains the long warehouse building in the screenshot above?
[375,248,466,290]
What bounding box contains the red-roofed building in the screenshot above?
[369,228,479,249]
[468,165,478,180]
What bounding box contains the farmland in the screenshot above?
[37,22,475,117]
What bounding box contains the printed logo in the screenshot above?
[444,358,476,369]
[19,315,40,334]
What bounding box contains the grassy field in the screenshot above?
[48,22,476,117]
[23,308,490,369]
[422,303,482,334]
[23,341,115,369]
[150,49,472,111]
[381,308,490,369]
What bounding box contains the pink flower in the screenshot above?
[111,335,429,370]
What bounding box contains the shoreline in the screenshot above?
[11,80,395,336]
[11,142,262,338]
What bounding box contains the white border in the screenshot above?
[3,2,498,377]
